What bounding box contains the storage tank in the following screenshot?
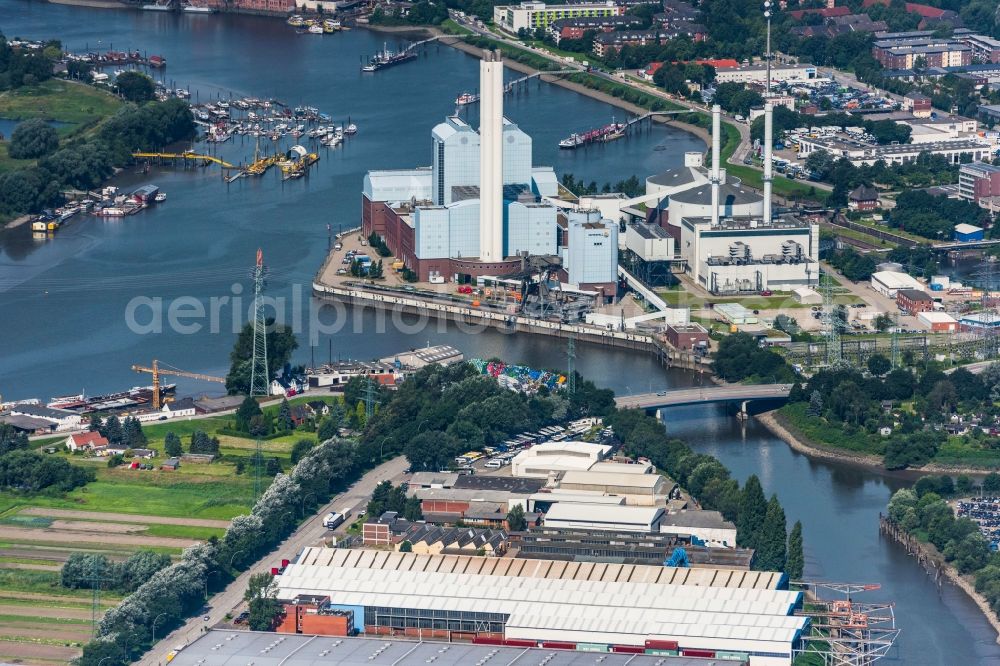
[665,178,764,229]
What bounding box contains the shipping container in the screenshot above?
[472,637,505,646]
[540,641,576,650]
[681,649,716,658]
[644,640,679,650]
[644,649,680,656]
[715,650,751,661]
[576,643,609,652]
[610,645,644,654]
[503,639,537,648]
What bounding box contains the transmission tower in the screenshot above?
[249,248,269,397]
[975,256,999,360]
[363,375,379,421]
[890,312,901,369]
[821,271,842,367]
[88,561,113,638]
[566,335,577,394]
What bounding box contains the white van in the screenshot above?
[485,459,503,469]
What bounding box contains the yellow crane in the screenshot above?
[131,360,226,410]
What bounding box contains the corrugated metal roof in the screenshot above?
[543,502,665,525]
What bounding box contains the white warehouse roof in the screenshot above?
[589,461,654,474]
[543,501,665,530]
[276,549,805,657]
[918,311,957,324]
[871,270,922,291]
[558,469,664,490]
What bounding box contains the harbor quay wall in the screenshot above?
[311,281,656,353]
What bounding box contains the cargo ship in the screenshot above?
[558,121,626,149]
[46,383,176,413]
[361,44,417,72]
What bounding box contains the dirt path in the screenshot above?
[0,563,61,572]
[0,640,81,663]
[0,605,96,620]
[19,508,230,529]
[0,591,115,606]
[0,526,196,549]
[0,625,92,641]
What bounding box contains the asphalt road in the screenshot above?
[615,383,793,409]
[140,455,410,666]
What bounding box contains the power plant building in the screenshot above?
[362,50,561,282]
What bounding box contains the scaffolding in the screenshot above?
[794,581,899,666]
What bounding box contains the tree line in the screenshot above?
[805,151,960,207]
[0,424,93,493]
[61,550,171,593]
[0,97,194,218]
[606,408,803,575]
[0,34,57,90]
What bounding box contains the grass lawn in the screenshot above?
[659,290,830,309]
[777,403,884,456]
[824,223,899,249]
[0,79,121,135]
[0,569,121,602]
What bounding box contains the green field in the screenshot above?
[0,79,121,135]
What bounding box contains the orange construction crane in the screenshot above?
[131,360,225,409]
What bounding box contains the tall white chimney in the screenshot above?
[711,104,721,226]
[763,101,773,223]
[479,49,504,262]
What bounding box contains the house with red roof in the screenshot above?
[65,431,109,453]
[788,5,850,20]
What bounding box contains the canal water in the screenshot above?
[2,3,1000,662]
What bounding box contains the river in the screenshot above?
[2,3,1000,663]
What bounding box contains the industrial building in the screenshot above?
[954,222,986,241]
[511,441,611,478]
[542,502,665,532]
[797,134,990,166]
[919,311,959,331]
[562,209,620,300]
[172,631,752,665]
[896,288,934,314]
[492,1,625,33]
[361,50,561,282]
[871,270,924,297]
[514,525,755,568]
[712,63,817,84]
[959,161,1000,208]
[660,510,738,548]
[555,469,667,506]
[274,548,805,664]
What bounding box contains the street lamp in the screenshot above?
[229,549,246,569]
[299,492,316,517]
[151,612,168,641]
[763,1,772,97]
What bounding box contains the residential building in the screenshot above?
[872,38,971,69]
[274,548,804,663]
[957,33,1000,63]
[592,30,673,57]
[954,222,986,241]
[848,184,880,211]
[871,270,924,297]
[492,1,624,33]
[65,431,109,452]
[902,91,933,117]
[896,288,934,313]
[546,15,642,43]
[959,162,1000,207]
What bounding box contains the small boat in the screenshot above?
[307,24,324,34]
[559,133,584,149]
[344,123,357,135]
[456,92,478,106]
[287,14,305,26]
[154,192,167,202]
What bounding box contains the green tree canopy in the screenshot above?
[9,118,58,159]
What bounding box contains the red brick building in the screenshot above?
[897,288,934,314]
[277,596,355,637]
[664,323,710,351]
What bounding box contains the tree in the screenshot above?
[290,439,314,464]
[737,475,767,550]
[101,415,124,446]
[235,396,263,433]
[506,504,527,531]
[807,390,824,417]
[317,414,339,441]
[867,354,892,377]
[225,319,299,395]
[277,398,293,432]
[122,416,147,448]
[755,495,788,572]
[399,540,413,552]
[983,473,1000,494]
[0,424,28,455]
[245,572,280,631]
[164,432,182,458]
[9,118,58,159]
[115,71,155,102]
[403,495,423,521]
[189,430,220,456]
[786,521,804,580]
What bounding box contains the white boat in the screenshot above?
[456,92,478,105]
[559,134,584,149]
[182,3,216,12]
[154,192,167,202]
[307,24,324,34]
[344,123,357,135]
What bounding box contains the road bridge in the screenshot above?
[615,383,793,410]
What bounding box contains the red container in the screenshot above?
[472,637,505,646]
[281,559,290,568]
[681,649,716,658]
[610,645,644,654]
[540,642,575,650]
[503,639,538,648]
[270,567,279,576]
[644,640,679,650]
